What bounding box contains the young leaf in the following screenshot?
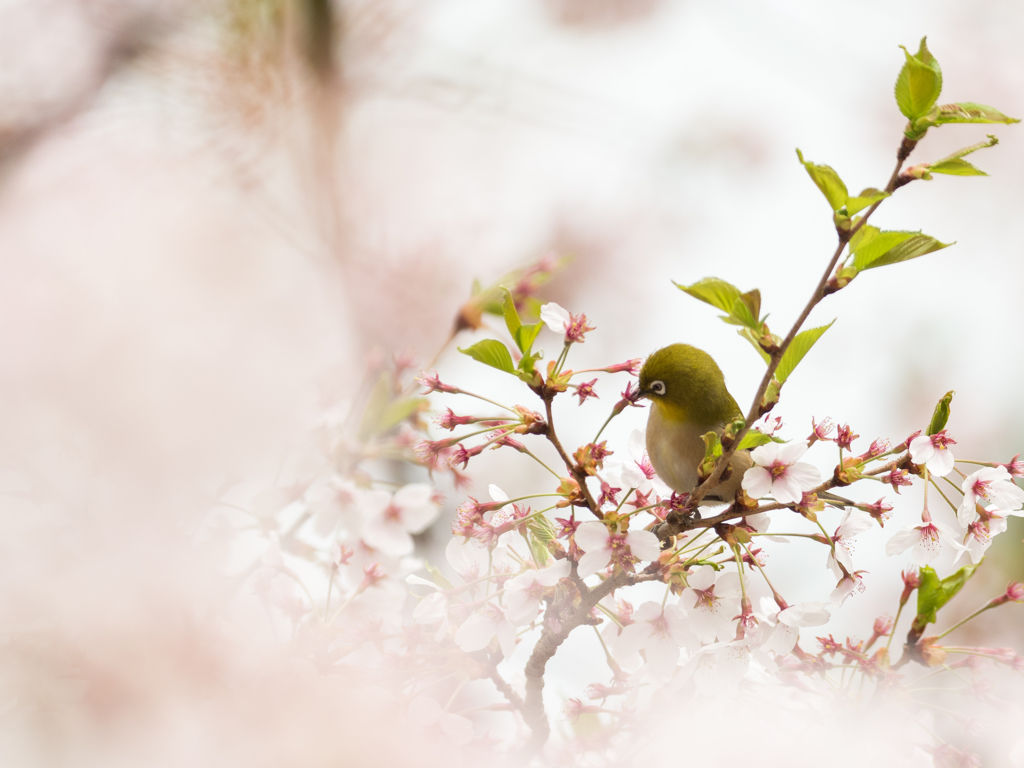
[675,277,743,314]
[796,149,848,211]
[458,340,515,374]
[928,158,987,177]
[859,233,952,270]
[926,135,999,177]
[357,373,393,441]
[927,391,955,435]
[378,397,428,434]
[514,323,543,356]
[844,188,889,216]
[729,289,762,329]
[894,37,942,121]
[701,431,723,460]
[934,102,1020,126]
[501,288,521,339]
[775,320,834,384]
[738,327,771,364]
[737,431,778,450]
[913,563,979,630]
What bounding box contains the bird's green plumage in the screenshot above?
[639,343,750,503]
[638,344,742,429]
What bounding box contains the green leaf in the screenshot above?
[501,288,521,338]
[357,373,392,441]
[895,37,942,121]
[927,391,955,435]
[458,340,515,374]
[675,277,743,314]
[737,431,777,450]
[701,431,723,461]
[928,158,987,176]
[729,289,762,329]
[378,397,427,433]
[934,102,1020,126]
[913,563,979,630]
[738,327,771,364]
[514,323,543,356]
[851,228,952,271]
[844,187,889,216]
[860,233,952,270]
[796,149,848,210]
[527,516,556,566]
[775,321,834,384]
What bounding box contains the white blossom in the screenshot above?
[573,522,660,578]
[742,441,821,505]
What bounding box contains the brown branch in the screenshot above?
[519,567,660,755]
[682,143,912,515]
[487,666,525,710]
[543,397,602,517]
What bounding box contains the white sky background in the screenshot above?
[1,0,1024,753]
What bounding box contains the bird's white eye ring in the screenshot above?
[650,380,666,395]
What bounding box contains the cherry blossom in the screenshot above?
[540,302,595,343]
[454,602,516,658]
[503,559,570,625]
[741,441,821,505]
[680,566,742,643]
[362,484,441,557]
[885,518,956,566]
[952,508,1009,565]
[958,467,1024,525]
[573,522,660,578]
[909,430,957,477]
[613,601,692,679]
[830,570,867,606]
[759,600,831,655]
[827,509,874,579]
[407,694,474,745]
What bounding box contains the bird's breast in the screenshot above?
[645,404,707,494]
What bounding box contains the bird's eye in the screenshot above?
[650,380,666,395]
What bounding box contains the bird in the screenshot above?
[637,343,751,506]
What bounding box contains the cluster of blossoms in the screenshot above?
[213,45,1024,760]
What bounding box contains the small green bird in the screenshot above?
[637,344,752,505]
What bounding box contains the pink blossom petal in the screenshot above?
[625,530,660,562]
[574,521,611,553]
[741,466,773,498]
[577,550,611,578]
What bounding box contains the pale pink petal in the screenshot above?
[885,527,920,557]
[536,558,571,586]
[488,484,509,502]
[749,441,782,466]
[413,592,447,623]
[687,565,717,591]
[912,528,943,566]
[494,617,516,658]
[454,613,496,652]
[574,521,611,553]
[785,461,822,490]
[362,518,414,556]
[577,550,611,578]
[613,620,653,662]
[928,448,955,477]
[645,634,680,679]
[778,602,830,627]
[836,510,873,538]
[771,475,804,505]
[777,441,810,464]
[713,572,741,599]
[539,302,571,333]
[909,435,935,464]
[625,530,660,562]
[762,622,798,655]
[741,466,773,498]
